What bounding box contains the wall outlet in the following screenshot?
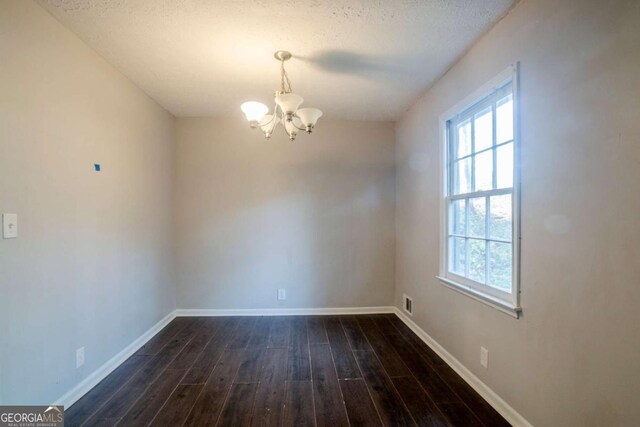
[402,293,413,316]
[277,288,286,300]
[2,213,18,239]
[480,346,488,368]
[76,347,85,368]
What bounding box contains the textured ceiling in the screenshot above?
[37,0,515,120]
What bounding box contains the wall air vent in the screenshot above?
[403,294,413,316]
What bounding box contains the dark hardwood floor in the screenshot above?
[65,315,510,426]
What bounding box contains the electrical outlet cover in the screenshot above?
[480,346,488,368]
[76,347,85,368]
[2,213,17,239]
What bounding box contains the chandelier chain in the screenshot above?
[280,59,292,94]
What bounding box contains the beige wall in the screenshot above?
[395,0,640,425]
[0,1,175,404]
[175,118,395,310]
[3,0,639,421]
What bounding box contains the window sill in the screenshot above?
[437,276,522,318]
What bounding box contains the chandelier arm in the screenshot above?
[260,113,277,127]
[274,103,282,130]
[290,122,306,131]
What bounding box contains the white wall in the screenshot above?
[0,0,175,404]
[395,0,640,425]
[175,118,395,310]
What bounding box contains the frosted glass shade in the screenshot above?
[275,93,304,114]
[284,116,303,133]
[241,101,268,122]
[296,108,323,127]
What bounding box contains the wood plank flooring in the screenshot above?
[65,315,510,427]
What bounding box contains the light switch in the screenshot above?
[3,213,17,239]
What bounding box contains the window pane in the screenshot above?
[489,241,512,291]
[451,199,466,235]
[453,157,471,195]
[489,194,512,241]
[456,120,471,158]
[496,95,513,144]
[474,107,493,152]
[449,237,466,275]
[474,150,493,191]
[496,142,513,189]
[469,239,486,283]
[446,81,517,295]
[468,197,486,238]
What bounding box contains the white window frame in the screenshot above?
[437,64,522,318]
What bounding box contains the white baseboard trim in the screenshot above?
[175,306,396,317]
[393,308,532,427]
[55,310,177,409]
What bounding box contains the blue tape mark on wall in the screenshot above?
[94,164,101,172]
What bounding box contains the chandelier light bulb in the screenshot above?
[241,101,269,127]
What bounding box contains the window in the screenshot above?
[439,66,520,317]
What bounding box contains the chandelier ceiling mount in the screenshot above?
[273,50,292,62]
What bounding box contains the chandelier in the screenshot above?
[241,51,323,141]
